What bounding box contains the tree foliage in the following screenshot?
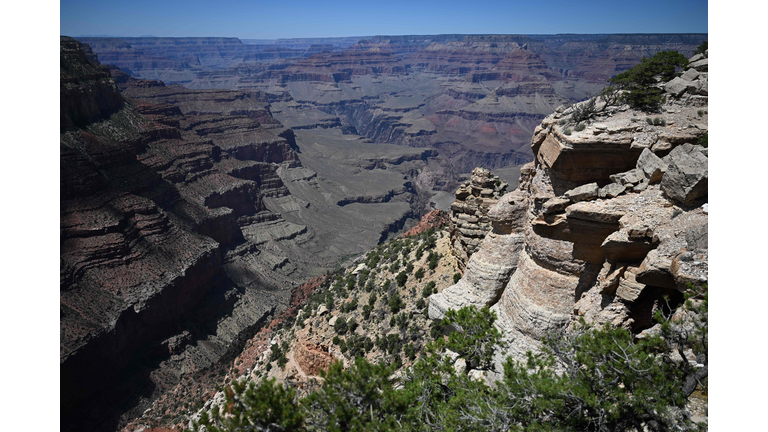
[188,285,707,432]
[608,50,689,110]
[694,41,708,56]
[189,378,304,432]
[439,306,502,369]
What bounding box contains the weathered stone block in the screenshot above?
[564,182,599,202]
[599,182,626,199]
[636,148,667,184]
[660,143,708,205]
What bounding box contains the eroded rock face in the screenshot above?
[448,167,508,269]
[293,341,334,376]
[60,39,305,432]
[430,51,708,368]
[401,209,450,237]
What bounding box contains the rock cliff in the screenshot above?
[447,167,508,268]
[62,36,445,431]
[430,50,708,370]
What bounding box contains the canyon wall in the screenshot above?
[430,49,709,371]
[80,34,706,197]
[61,37,434,432]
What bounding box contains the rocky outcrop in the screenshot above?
[293,341,335,376]
[61,36,124,129]
[60,39,312,432]
[401,209,450,237]
[448,168,508,269]
[430,51,708,368]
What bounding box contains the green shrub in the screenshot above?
[694,40,708,55]
[362,304,373,320]
[427,251,440,270]
[574,123,585,132]
[564,128,572,136]
[396,271,408,287]
[191,294,707,432]
[340,299,358,313]
[405,262,414,274]
[334,317,348,335]
[697,133,708,148]
[189,378,303,432]
[415,246,425,260]
[441,306,501,369]
[414,268,425,280]
[608,50,688,110]
[422,281,437,298]
[453,273,461,284]
[388,292,405,313]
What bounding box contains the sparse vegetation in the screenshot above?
[607,50,688,110]
[694,40,708,56]
[191,286,707,431]
[697,133,708,148]
[414,267,425,280]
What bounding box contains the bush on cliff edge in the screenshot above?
[608,50,689,110]
[189,285,707,432]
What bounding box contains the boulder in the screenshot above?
[632,181,649,193]
[599,182,626,199]
[636,148,667,184]
[685,224,708,252]
[636,249,676,289]
[695,78,708,96]
[610,168,645,186]
[316,304,329,316]
[660,144,708,205]
[564,182,599,202]
[615,267,646,302]
[665,77,689,97]
[689,58,708,72]
[680,69,700,82]
[542,197,570,214]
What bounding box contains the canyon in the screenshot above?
[61,32,707,431]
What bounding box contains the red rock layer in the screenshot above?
[401,209,450,237]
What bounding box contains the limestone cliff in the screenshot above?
[430,50,709,368]
[448,167,508,269]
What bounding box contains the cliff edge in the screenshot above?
[430,49,709,367]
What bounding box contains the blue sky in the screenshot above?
[60,0,708,38]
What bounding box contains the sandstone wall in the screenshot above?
[448,167,508,269]
[430,50,709,369]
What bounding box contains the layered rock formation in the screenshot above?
[430,51,708,369]
[81,33,706,198]
[61,37,435,432]
[400,209,450,237]
[448,168,508,268]
[60,36,309,431]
